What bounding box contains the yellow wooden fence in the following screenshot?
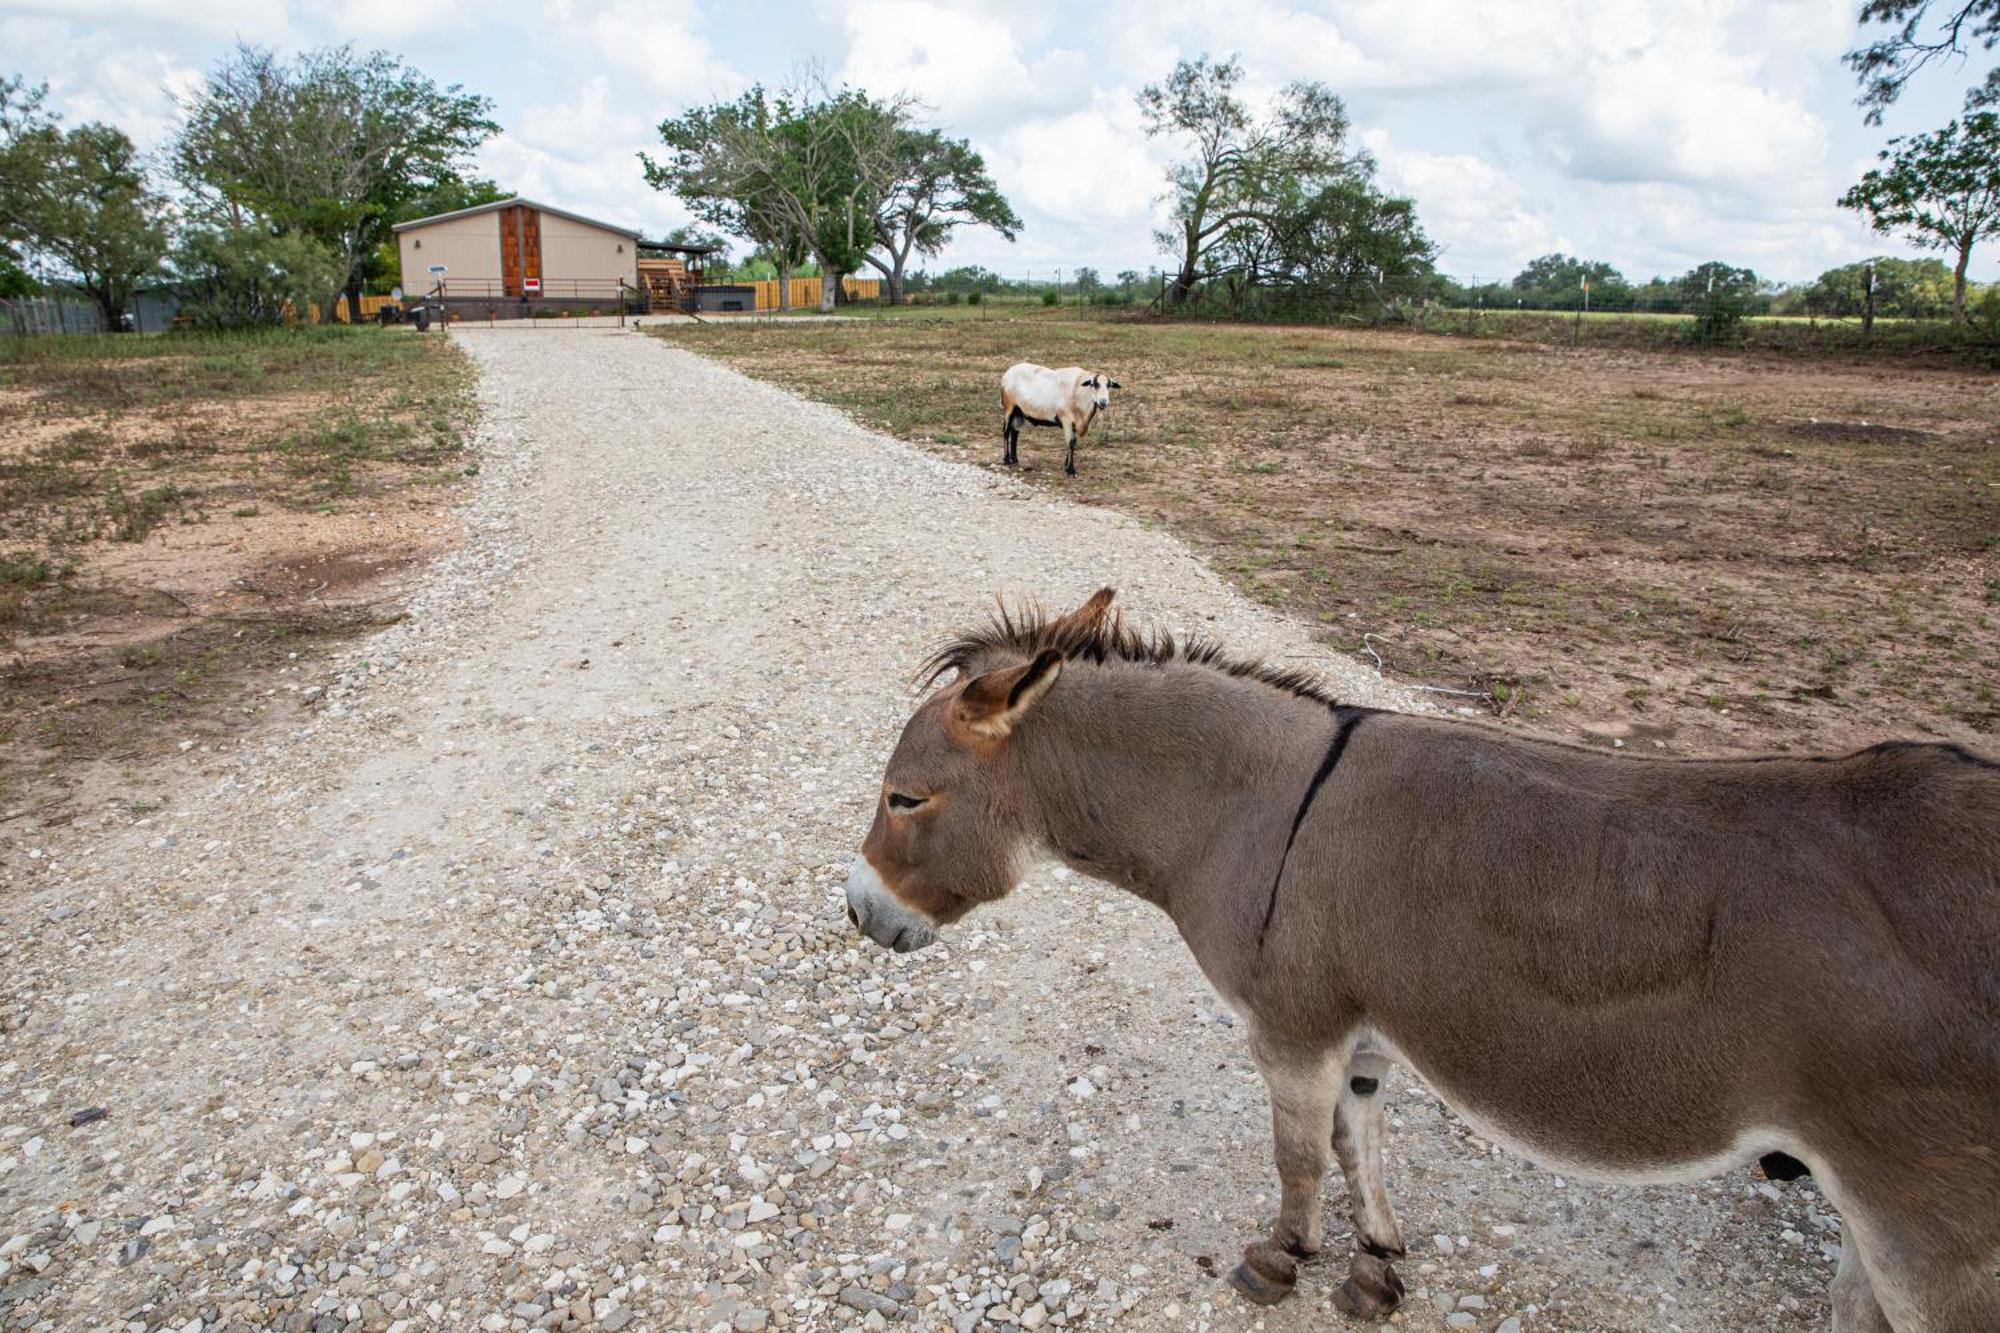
[304,294,400,324]
[742,276,880,311]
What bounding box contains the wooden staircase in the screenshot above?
[638,258,688,312]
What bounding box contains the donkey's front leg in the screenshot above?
[1231,1035,1339,1306]
[1330,1052,1407,1319]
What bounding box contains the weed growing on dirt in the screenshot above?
[0,324,475,795]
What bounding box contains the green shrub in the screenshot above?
[106,483,191,541]
[172,227,345,330]
[0,551,53,588]
[1041,290,1059,306]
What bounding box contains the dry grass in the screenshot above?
[0,326,474,814]
[650,313,2000,757]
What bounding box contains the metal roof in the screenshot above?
[391,197,642,238]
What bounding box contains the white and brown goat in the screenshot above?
[999,362,1119,476]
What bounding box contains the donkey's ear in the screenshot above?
[1053,587,1116,636]
[954,648,1064,741]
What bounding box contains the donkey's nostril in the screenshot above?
[846,902,860,927]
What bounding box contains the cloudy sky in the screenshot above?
[2,0,1986,284]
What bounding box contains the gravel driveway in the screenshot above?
[1,327,1838,1332]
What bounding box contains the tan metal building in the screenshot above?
[392,197,640,305]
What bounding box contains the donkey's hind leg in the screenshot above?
[1330,1052,1407,1319]
[1853,1231,2000,1332]
[1822,1174,2000,1333]
[1829,1229,1892,1333]
[1231,1035,1339,1307]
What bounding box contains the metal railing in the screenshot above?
[411,280,639,330]
[435,278,634,304]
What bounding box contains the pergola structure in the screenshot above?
[636,240,722,312]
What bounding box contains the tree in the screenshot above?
[1137,55,1361,305]
[1841,113,2000,321]
[174,44,497,321]
[1676,261,1764,342]
[0,81,168,328]
[864,129,1019,304]
[0,76,49,299]
[1203,172,1434,318]
[172,226,346,329]
[790,90,908,310]
[645,82,910,313]
[936,264,1002,293]
[1848,1,2000,121]
[1508,254,1630,307]
[646,88,806,309]
[1283,181,1434,307]
[1802,256,1956,318]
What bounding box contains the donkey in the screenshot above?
[843,589,2000,1331]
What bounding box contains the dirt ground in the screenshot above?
[0,327,473,821]
[649,315,2000,758]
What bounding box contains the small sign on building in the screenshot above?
[523,277,542,294]
[427,264,447,275]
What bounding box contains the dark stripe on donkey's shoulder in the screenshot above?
[1257,707,1370,952]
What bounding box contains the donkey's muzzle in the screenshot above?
[845,856,938,953]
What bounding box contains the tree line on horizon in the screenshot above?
[3,2,1999,334]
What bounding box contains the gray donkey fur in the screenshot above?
[844,590,2000,1330]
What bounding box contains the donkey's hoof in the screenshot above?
[1331,1253,1405,1319]
[1229,1242,1298,1306]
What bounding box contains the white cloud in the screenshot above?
[834,1,1091,133]
[1371,138,1560,280]
[301,0,470,40]
[531,0,744,100]
[0,17,209,153]
[960,91,1176,273]
[1,0,291,38]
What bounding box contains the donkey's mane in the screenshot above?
[920,596,1344,707]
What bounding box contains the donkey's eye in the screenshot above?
[887,792,929,812]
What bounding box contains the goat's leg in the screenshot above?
[1330,1055,1406,1319]
[1063,421,1077,476]
[1231,1035,1338,1307]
